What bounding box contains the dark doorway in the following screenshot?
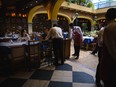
[73,18,91,32]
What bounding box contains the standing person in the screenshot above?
[46,24,64,66]
[91,34,99,55]
[100,8,116,87]
[95,23,105,87]
[69,23,83,59]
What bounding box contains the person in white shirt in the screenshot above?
[73,26,83,38]
[95,23,105,87]
[46,24,63,39]
[69,23,83,59]
[46,24,64,66]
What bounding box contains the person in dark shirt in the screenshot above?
[100,8,116,87]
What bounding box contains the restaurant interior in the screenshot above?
[0,0,115,87]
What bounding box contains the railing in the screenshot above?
[94,1,116,9]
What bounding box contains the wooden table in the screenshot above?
[0,40,41,75]
[82,36,94,50]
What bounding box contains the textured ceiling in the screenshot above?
[0,0,60,13]
[1,0,49,12]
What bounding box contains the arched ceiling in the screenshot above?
[28,0,65,22]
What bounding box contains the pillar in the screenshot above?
[28,23,33,34]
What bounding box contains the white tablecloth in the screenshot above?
[0,37,12,39]
[0,41,27,47]
[0,41,40,47]
[83,36,94,42]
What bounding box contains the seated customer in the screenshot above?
[42,28,49,40]
[18,29,30,42]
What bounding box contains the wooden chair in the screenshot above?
[24,40,42,71]
[41,40,53,65]
[0,46,11,76]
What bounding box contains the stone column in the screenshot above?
[48,19,58,27]
[28,23,32,34]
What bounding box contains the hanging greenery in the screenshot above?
[67,0,72,5]
[86,1,94,9]
[66,0,94,9]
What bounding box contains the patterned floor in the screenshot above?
[0,43,98,87]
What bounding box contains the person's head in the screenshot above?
[99,23,105,29]
[53,24,58,27]
[21,29,27,36]
[44,28,49,34]
[69,23,74,29]
[105,8,116,22]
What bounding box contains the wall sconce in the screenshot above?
[94,16,97,21]
[94,15,97,24]
[6,13,9,16]
[18,13,22,17]
[75,12,78,18]
[75,12,78,26]
[11,12,16,17]
[71,12,79,25]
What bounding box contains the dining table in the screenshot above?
[0,41,27,47]
[82,36,94,50]
[83,36,94,43]
[0,40,41,75]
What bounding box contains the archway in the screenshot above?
[73,18,91,31]
[72,16,93,32]
[32,13,70,33]
[28,0,65,33]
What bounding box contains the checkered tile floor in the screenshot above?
[0,42,98,87]
[0,54,97,87]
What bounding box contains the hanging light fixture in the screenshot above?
[75,12,78,26]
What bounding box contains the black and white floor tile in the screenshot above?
[0,50,98,87]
